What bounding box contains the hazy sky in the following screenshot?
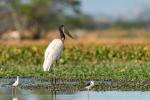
[81,0,150,16]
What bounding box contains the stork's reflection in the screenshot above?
[51,89,56,100]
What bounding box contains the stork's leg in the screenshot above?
[50,65,53,73]
[50,64,54,86]
[56,60,59,66]
[53,65,56,78]
[53,64,56,86]
[50,64,55,89]
[56,60,58,65]
[55,60,59,78]
[52,63,57,100]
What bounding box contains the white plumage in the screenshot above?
[43,39,64,71]
[85,81,94,90]
[43,25,74,72]
[12,76,19,87]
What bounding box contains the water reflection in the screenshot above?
[12,87,18,100]
[12,97,18,100]
[1,77,150,100]
[11,86,57,100]
[12,88,17,98]
[1,88,150,100]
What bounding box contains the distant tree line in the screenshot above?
[0,0,150,39]
[0,0,91,39]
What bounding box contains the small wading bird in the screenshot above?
[12,76,19,87]
[85,81,95,100]
[11,76,19,98]
[85,81,94,90]
[43,25,74,72]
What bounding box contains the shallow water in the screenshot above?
[0,88,150,100]
[1,77,150,100]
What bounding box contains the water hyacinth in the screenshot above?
[0,44,150,81]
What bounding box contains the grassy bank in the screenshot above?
[0,43,150,81]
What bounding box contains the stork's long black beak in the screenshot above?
[64,28,74,39]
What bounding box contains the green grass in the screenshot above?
[0,44,150,81]
[1,62,150,81]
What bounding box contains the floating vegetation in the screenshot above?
[0,44,150,82]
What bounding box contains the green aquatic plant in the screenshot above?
[0,44,150,81]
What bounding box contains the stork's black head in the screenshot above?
[59,25,65,40]
[59,25,74,41]
[59,24,64,28]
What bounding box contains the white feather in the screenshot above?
[85,81,94,90]
[12,76,19,87]
[43,39,64,71]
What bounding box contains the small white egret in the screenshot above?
[12,76,19,87]
[85,81,94,90]
[11,76,19,97]
[85,81,95,100]
[43,25,74,72]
